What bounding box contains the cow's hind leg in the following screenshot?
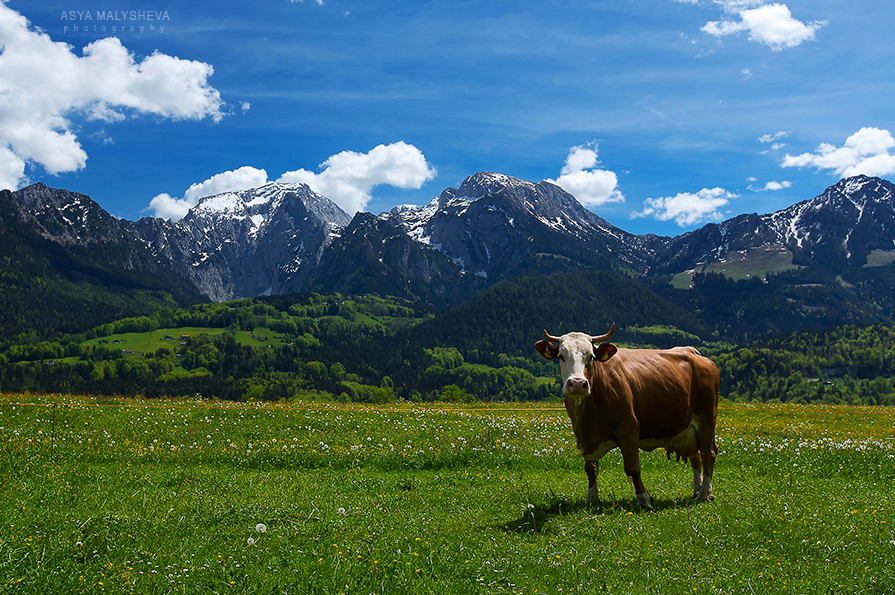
[689,451,703,499]
[584,459,599,506]
[696,438,717,501]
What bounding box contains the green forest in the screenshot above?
[2,270,895,405]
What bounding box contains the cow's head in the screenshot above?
[535,324,618,399]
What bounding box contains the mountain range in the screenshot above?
[3,172,895,341]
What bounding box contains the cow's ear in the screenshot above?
[535,340,559,360]
[593,343,618,362]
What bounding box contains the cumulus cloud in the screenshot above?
[782,127,895,178]
[0,2,225,190]
[632,187,736,227]
[701,2,826,50]
[762,180,791,191]
[277,141,436,214]
[546,144,624,208]
[148,166,270,220]
[148,142,436,219]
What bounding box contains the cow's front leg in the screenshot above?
[619,440,652,511]
[584,458,599,505]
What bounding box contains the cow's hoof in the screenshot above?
[585,486,600,506]
[635,492,653,511]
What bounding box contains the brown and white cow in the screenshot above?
[535,323,719,510]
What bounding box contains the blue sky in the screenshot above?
[3,0,895,237]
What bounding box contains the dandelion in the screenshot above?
[255,523,267,533]
[337,507,346,515]
[247,537,256,546]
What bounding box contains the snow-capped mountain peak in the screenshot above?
[659,174,895,272]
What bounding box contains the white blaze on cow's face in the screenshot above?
[555,332,595,398]
[536,325,617,400]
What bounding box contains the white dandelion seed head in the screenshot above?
[255,523,267,533]
[337,507,346,515]
[247,537,256,546]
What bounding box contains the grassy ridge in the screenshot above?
[2,394,894,593]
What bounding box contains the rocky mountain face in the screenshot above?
[385,172,662,279]
[0,185,204,339]
[6,183,198,295]
[134,183,352,301]
[6,174,895,308]
[656,175,895,273]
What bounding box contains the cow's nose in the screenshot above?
[565,377,589,394]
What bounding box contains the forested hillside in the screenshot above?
[656,267,895,342]
[0,189,203,341]
[709,324,895,405]
[2,281,893,405]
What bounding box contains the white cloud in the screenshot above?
[147,193,191,222]
[148,166,270,220]
[277,141,436,214]
[0,145,26,190]
[632,187,736,227]
[701,3,826,50]
[148,142,436,219]
[184,167,270,203]
[763,180,791,190]
[782,127,895,178]
[0,2,225,190]
[759,130,790,143]
[546,144,624,208]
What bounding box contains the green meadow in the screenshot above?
[671,246,801,289]
[1,394,893,594]
[80,327,291,355]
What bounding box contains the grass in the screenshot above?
[672,245,801,288]
[864,250,895,268]
[1,394,894,594]
[701,245,800,282]
[80,327,290,355]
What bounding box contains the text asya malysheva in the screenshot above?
[60,10,170,21]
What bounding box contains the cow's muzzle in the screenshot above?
[564,377,590,396]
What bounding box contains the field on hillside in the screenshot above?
[79,327,291,355]
[672,246,801,288]
[1,394,894,594]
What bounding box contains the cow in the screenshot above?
[535,323,719,511]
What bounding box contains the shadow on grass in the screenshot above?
[501,493,707,534]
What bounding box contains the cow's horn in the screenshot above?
[590,323,615,344]
[543,330,562,343]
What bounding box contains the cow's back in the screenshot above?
[591,346,718,441]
